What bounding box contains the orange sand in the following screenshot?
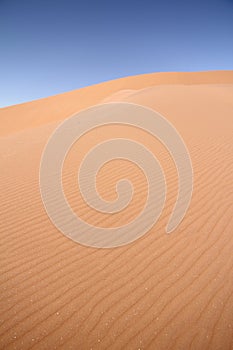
[0,71,233,349]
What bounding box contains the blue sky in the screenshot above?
[0,0,233,107]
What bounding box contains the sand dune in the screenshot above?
[0,71,233,349]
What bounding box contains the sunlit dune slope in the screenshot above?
[0,71,233,350]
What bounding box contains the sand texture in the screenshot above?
[0,71,233,349]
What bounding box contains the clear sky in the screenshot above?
[0,0,233,107]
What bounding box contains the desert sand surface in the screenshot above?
[0,71,233,350]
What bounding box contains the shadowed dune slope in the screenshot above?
[0,71,233,350]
